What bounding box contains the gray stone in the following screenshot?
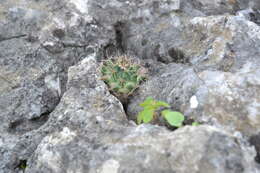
[26,125,259,173]
[125,4,260,137]
[127,63,203,121]
[187,15,260,72]
[85,0,260,72]
[120,13,260,71]
[0,0,114,172]
[128,61,260,136]
[86,0,257,66]
[237,8,260,25]
[1,0,260,172]
[192,67,260,136]
[23,57,258,173]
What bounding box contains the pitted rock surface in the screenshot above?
[1,0,260,172]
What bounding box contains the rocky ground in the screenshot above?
[0,0,260,172]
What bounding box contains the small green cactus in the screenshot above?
[100,55,146,99]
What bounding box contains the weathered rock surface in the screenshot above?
[128,62,260,137]
[1,0,260,172]
[194,67,260,135]
[87,0,259,67]
[127,63,203,120]
[250,133,260,163]
[23,57,258,173]
[27,124,258,173]
[121,12,260,71]
[0,0,113,172]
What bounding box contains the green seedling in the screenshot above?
[137,97,185,128]
[161,110,185,127]
[137,97,170,124]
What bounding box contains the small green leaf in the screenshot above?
[192,122,200,126]
[162,110,184,127]
[139,97,154,108]
[139,97,170,111]
[142,109,154,123]
[154,101,170,109]
[137,108,154,124]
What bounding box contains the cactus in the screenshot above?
[100,55,146,100]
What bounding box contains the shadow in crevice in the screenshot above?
[249,133,260,164]
[156,45,190,64]
[168,47,189,64]
[114,21,127,54]
[8,112,50,135]
[249,10,260,25]
[16,159,27,173]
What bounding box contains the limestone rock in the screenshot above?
[1,0,260,172]
[24,57,258,173]
[128,63,260,138]
[0,1,113,172]
[26,125,259,173]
